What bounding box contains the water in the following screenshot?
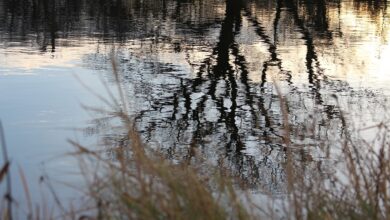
[0,0,389,205]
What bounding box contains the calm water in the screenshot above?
[0,0,389,203]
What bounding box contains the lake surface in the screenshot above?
[0,0,389,205]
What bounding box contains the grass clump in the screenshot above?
[2,59,390,220]
[66,59,255,220]
[70,121,252,220]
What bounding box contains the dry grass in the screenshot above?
[69,124,252,220]
[288,123,390,220]
[67,58,254,220]
[1,59,390,220]
[273,90,390,220]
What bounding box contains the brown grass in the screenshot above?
[1,59,390,220]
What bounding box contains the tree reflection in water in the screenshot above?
[1,0,389,192]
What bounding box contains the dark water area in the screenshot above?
[0,0,389,203]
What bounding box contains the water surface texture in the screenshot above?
[0,0,389,199]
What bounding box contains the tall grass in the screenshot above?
[1,58,390,220]
[69,59,254,219]
[0,120,12,220]
[284,121,390,220]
